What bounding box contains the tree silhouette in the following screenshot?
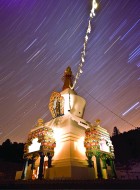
[111,127,140,163]
[112,126,120,136]
[0,139,24,163]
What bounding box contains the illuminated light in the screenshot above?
[122,102,139,116]
[74,137,86,156]
[92,0,98,9]
[29,138,41,153]
[53,140,63,155]
[71,0,98,89]
[91,0,98,17]
[24,38,37,52]
[136,62,140,67]
[128,47,140,63]
[37,167,39,178]
[135,105,140,109]
[104,36,121,54]
[27,50,41,63]
[121,18,140,41]
[109,20,127,41]
[53,127,63,141]
[99,139,110,153]
[53,127,63,155]
[32,169,37,180]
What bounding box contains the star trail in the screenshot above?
[0,0,140,144]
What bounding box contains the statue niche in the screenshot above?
[49,91,64,118]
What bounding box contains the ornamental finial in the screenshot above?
[62,66,74,90]
[95,119,101,125]
[37,118,44,127]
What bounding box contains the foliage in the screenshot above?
[112,126,120,136]
[0,139,24,163]
[111,127,140,164]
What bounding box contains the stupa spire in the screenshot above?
[62,66,74,90]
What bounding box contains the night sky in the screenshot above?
[0,0,140,144]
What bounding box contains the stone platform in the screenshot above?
[0,179,140,189]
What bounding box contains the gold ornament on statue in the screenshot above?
[37,118,44,127]
[95,119,101,125]
[49,91,64,118]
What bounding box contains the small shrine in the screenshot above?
[15,67,116,180]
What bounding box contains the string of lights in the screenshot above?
[71,0,98,89]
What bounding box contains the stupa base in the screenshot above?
[44,166,96,180]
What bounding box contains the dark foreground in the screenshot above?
[0,179,140,190]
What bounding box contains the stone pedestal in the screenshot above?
[45,166,95,180]
[44,114,94,179]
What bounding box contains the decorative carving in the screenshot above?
[23,121,56,160]
[95,119,101,125]
[84,127,100,151]
[61,66,74,90]
[49,91,64,118]
[36,118,44,127]
[84,124,115,164]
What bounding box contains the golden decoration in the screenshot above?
[37,118,44,127]
[49,91,64,118]
[95,119,101,125]
[24,123,56,157]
